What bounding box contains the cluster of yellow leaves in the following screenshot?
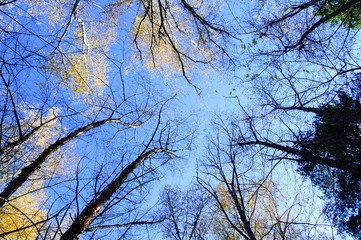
[45,49,109,98]
[4,0,225,96]
[131,0,224,88]
[211,183,241,240]
[0,106,78,238]
[26,0,70,26]
[212,180,303,239]
[23,107,78,184]
[247,181,303,239]
[8,0,132,99]
[0,2,25,39]
[1,105,76,185]
[39,1,119,98]
[0,187,47,240]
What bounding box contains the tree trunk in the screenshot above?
[59,148,163,240]
[237,140,361,174]
[0,119,123,208]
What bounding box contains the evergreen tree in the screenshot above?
[299,91,361,237]
[315,0,361,29]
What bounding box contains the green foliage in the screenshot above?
[298,92,361,237]
[315,0,361,29]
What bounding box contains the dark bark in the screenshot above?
[274,105,361,123]
[0,115,71,155]
[229,189,257,240]
[0,125,41,156]
[0,118,130,207]
[286,0,361,49]
[237,140,361,174]
[59,148,163,240]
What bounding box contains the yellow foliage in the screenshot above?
[45,50,109,98]
[0,106,77,185]
[131,0,224,87]
[22,107,77,180]
[8,0,131,99]
[40,3,118,98]
[0,188,47,239]
[3,0,224,95]
[211,183,240,240]
[212,180,303,239]
[0,107,77,239]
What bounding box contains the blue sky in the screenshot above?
[0,0,356,239]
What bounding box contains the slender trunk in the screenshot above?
[229,190,257,240]
[0,126,41,155]
[59,148,163,240]
[0,119,120,207]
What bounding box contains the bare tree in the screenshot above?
[0,0,232,238]
[157,185,211,240]
[197,116,336,240]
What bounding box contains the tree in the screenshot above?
[241,0,361,102]
[290,91,361,237]
[314,0,361,29]
[233,75,361,237]
[0,91,153,208]
[0,187,47,239]
[59,148,169,239]
[1,0,233,99]
[196,117,335,240]
[250,0,361,51]
[1,0,223,238]
[131,0,233,89]
[227,1,361,236]
[0,78,194,239]
[157,185,210,240]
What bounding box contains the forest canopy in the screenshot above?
[0,0,360,239]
